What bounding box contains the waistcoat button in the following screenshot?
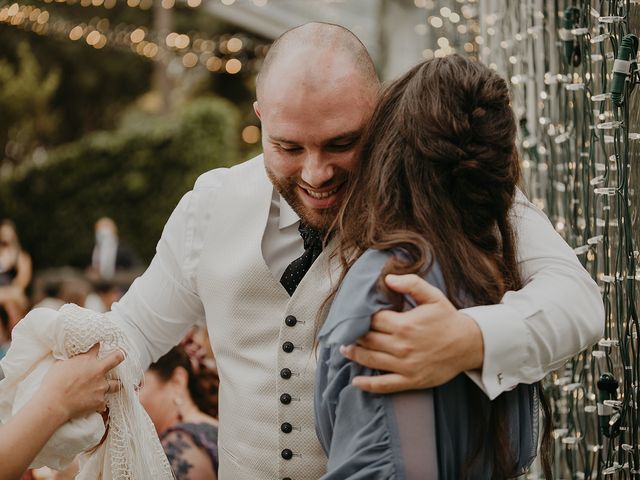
[285,315,297,327]
[281,422,293,433]
[281,449,293,460]
[282,341,295,353]
[280,393,292,404]
[280,368,292,379]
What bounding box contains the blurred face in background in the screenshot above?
[0,288,28,341]
[0,224,16,246]
[138,368,182,434]
[0,224,20,268]
[94,217,118,243]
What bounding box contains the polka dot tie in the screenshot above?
[280,223,324,296]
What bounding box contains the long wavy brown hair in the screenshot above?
[330,54,552,479]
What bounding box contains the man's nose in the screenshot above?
[300,152,334,188]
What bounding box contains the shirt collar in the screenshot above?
[278,193,300,230]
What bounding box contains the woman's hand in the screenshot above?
[42,343,124,422]
[0,344,124,479]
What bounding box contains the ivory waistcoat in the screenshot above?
[196,157,339,479]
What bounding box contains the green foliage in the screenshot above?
[0,97,240,269]
[0,21,152,153]
[0,41,60,165]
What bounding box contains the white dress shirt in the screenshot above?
[261,188,305,280]
[112,164,604,400]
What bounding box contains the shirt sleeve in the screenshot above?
[463,189,605,399]
[106,169,228,369]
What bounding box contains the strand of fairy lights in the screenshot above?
[480,0,639,478]
[413,0,482,60]
[0,1,270,74]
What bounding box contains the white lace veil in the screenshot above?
[0,304,174,479]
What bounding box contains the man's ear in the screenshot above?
[253,101,261,120]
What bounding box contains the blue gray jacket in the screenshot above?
[315,249,539,479]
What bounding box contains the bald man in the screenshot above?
[109,23,603,478]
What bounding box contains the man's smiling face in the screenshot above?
[255,51,378,232]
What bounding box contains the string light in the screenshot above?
[241,125,260,144]
[414,23,428,35]
[33,0,202,13]
[227,37,243,53]
[429,16,444,28]
[413,1,480,60]
[224,58,241,74]
[0,1,270,75]
[479,1,640,478]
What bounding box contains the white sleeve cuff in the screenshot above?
[462,303,533,400]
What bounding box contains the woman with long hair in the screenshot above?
[0,220,31,291]
[139,345,219,480]
[314,55,552,479]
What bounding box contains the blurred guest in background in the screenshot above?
[0,286,29,364]
[32,274,99,312]
[89,217,141,281]
[84,281,121,313]
[181,326,217,376]
[0,220,32,291]
[139,346,219,480]
[57,278,91,308]
[32,279,65,311]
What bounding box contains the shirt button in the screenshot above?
[282,341,294,353]
[285,315,297,327]
[281,422,293,433]
[281,449,293,460]
[280,368,292,379]
[280,393,292,405]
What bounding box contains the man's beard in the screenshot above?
[266,167,340,232]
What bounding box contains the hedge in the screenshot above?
[0,97,240,269]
